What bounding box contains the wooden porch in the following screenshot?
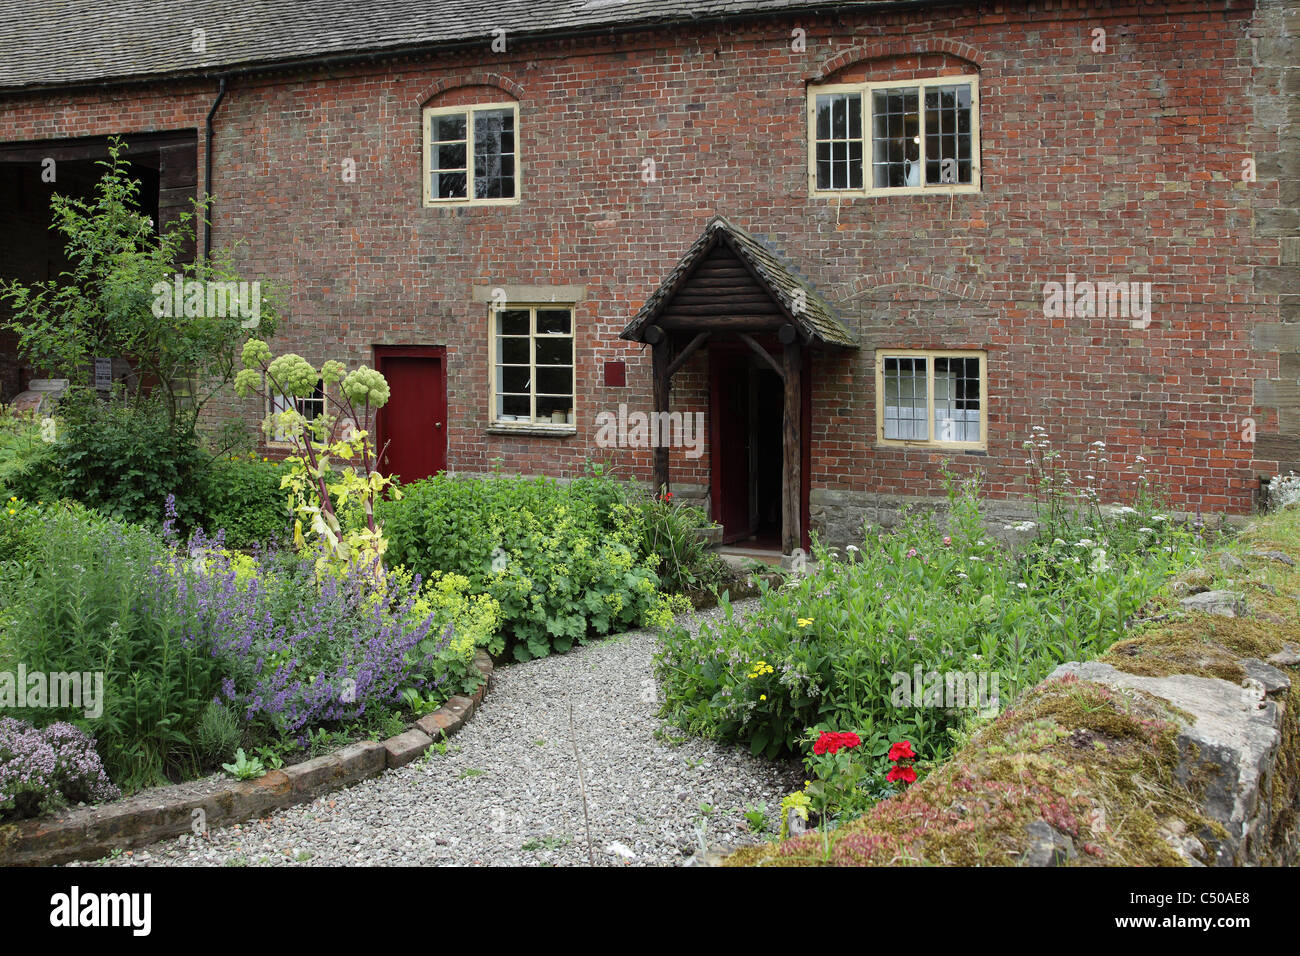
[620,216,858,555]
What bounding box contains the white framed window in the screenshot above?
[808,76,980,197]
[490,305,575,428]
[267,378,325,445]
[875,350,986,449]
[423,102,520,206]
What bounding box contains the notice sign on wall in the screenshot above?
[94,357,112,390]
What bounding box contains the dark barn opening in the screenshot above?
[0,131,197,401]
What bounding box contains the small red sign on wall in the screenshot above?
[604,360,627,387]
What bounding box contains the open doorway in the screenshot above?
[709,344,807,550]
[751,365,784,546]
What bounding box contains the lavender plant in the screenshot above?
[164,500,454,738]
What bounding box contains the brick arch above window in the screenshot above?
[417,73,525,107]
[811,38,984,83]
[841,272,996,306]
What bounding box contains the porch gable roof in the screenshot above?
[620,216,858,349]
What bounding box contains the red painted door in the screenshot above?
[375,347,447,484]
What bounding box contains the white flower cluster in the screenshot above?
[1268,473,1300,511]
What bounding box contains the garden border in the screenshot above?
[721,524,1300,867]
[0,651,495,866]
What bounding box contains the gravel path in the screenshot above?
[78,600,800,867]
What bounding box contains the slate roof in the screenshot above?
[621,215,858,348]
[0,0,914,92]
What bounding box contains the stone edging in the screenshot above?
[0,651,494,866]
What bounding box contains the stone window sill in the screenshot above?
[487,424,577,438]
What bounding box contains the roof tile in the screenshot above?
[0,0,897,91]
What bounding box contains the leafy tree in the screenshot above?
[0,136,278,431]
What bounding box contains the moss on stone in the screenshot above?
[727,673,1220,866]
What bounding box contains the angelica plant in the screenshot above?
[234,340,399,572]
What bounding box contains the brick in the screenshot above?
[382,728,434,768]
[415,710,460,738]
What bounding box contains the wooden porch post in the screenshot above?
[781,338,802,555]
[652,335,671,496]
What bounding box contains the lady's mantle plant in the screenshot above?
[234,340,396,571]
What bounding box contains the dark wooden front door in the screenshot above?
[709,341,812,550]
[374,346,447,483]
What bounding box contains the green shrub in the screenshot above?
[380,470,624,582]
[200,454,293,549]
[53,391,209,531]
[655,473,1202,767]
[486,505,670,659]
[380,470,679,660]
[0,405,60,504]
[195,702,242,766]
[3,400,292,550]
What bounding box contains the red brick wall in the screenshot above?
[0,0,1281,518]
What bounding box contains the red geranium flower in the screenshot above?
[888,740,915,762]
[813,731,862,755]
[886,765,918,785]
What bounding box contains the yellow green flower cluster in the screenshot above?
[778,789,811,839]
[747,660,775,680]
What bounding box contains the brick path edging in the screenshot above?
[0,651,495,866]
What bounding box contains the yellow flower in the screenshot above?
[797,617,814,628]
[746,659,775,680]
[759,694,767,701]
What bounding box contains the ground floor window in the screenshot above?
[875,349,986,449]
[490,305,575,427]
[267,378,325,444]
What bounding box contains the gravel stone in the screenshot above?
[75,600,799,867]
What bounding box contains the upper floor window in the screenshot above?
[423,102,520,206]
[809,76,980,197]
